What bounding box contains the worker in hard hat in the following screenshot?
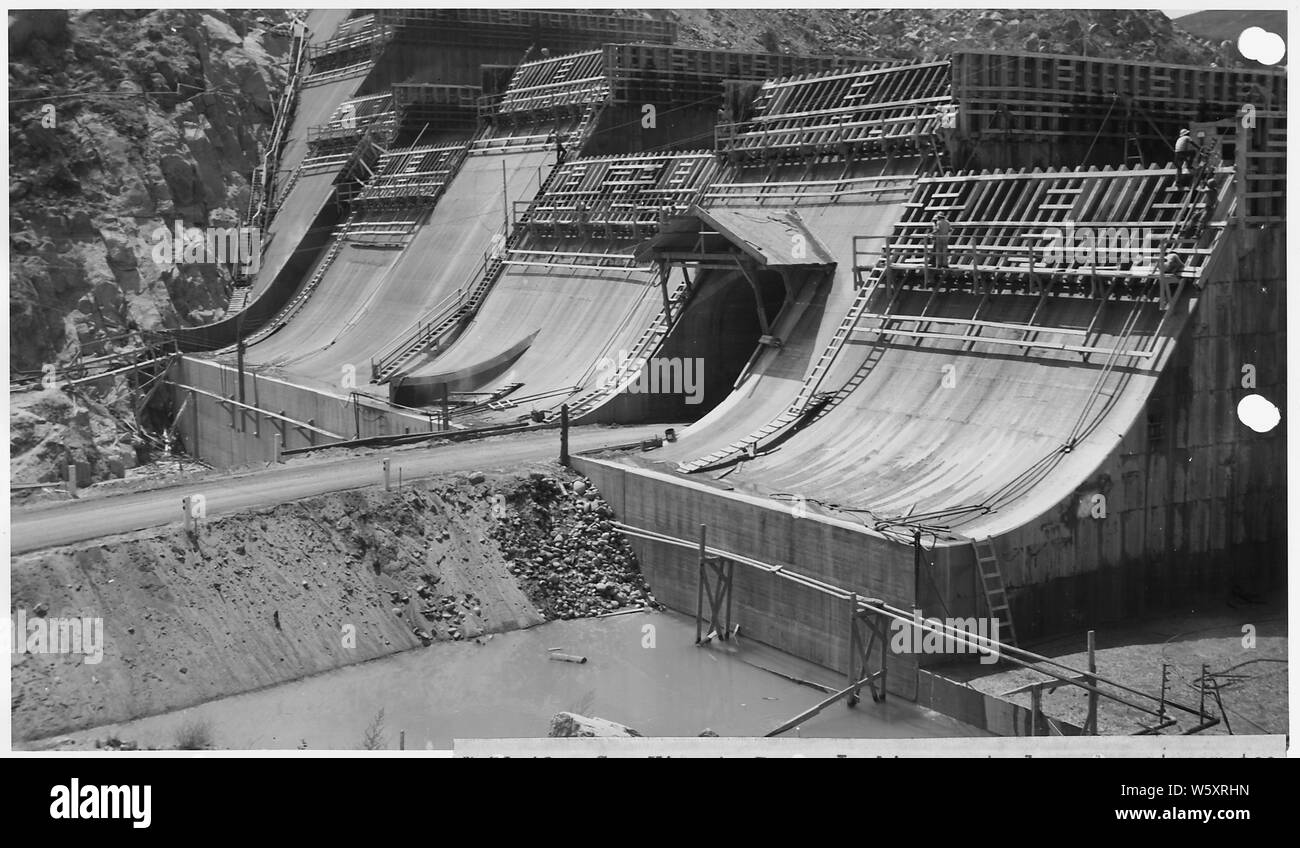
[931,213,952,270]
[1174,129,1200,181]
[1158,250,1185,311]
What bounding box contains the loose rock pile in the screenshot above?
[489,473,658,621]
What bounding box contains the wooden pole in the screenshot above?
[878,611,888,701]
[658,262,673,326]
[559,404,570,466]
[723,560,734,640]
[383,458,391,491]
[1235,107,1248,229]
[190,389,199,462]
[441,383,450,431]
[765,672,881,737]
[502,159,509,233]
[235,337,246,433]
[847,592,859,706]
[1085,630,1098,734]
[695,524,707,645]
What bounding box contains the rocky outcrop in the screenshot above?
[10,387,141,485]
[489,474,659,620]
[548,712,644,738]
[8,9,292,373]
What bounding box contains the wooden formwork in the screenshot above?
[513,151,719,242]
[375,8,676,48]
[604,43,859,105]
[308,14,393,71]
[481,49,609,119]
[354,141,470,209]
[885,163,1236,301]
[950,50,1285,144]
[307,93,397,147]
[716,60,953,160]
[390,84,483,137]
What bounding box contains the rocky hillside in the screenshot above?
[8,9,292,374]
[625,8,1221,65]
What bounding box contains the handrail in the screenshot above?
[370,284,468,370]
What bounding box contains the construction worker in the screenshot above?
[931,213,952,270]
[1174,129,1200,181]
[1158,250,1185,311]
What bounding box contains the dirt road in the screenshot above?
[9,424,667,554]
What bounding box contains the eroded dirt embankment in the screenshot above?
[11,464,654,741]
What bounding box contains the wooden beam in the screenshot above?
[850,325,1156,358]
[765,672,883,737]
[167,382,341,439]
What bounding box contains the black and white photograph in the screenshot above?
[4,2,1291,776]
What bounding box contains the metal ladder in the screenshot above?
[971,538,1017,648]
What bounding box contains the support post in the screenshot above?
[846,597,886,706]
[695,531,735,644]
[658,261,673,326]
[913,528,924,612]
[273,432,283,464]
[441,383,450,431]
[182,495,194,534]
[695,524,706,645]
[734,256,771,335]
[383,458,391,491]
[847,592,860,704]
[1235,107,1249,228]
[236,337,247,433]
[190,389,199,462]
[1085,630,1099,734]
[66,463,78,499]
[559,404,570,466]
[502,159,510,233]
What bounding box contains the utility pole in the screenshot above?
[912,528,924,613]
[559,404,570,467]
[235,311,247,432]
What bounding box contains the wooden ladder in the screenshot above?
[971,538,1017,649]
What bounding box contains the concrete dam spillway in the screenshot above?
[155,11,1284,735]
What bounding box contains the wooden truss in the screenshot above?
[695,525,735,645]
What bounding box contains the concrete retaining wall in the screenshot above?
[576,456,926,696]
[171,357,431,468]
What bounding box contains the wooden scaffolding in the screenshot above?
[716,60,953,161]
